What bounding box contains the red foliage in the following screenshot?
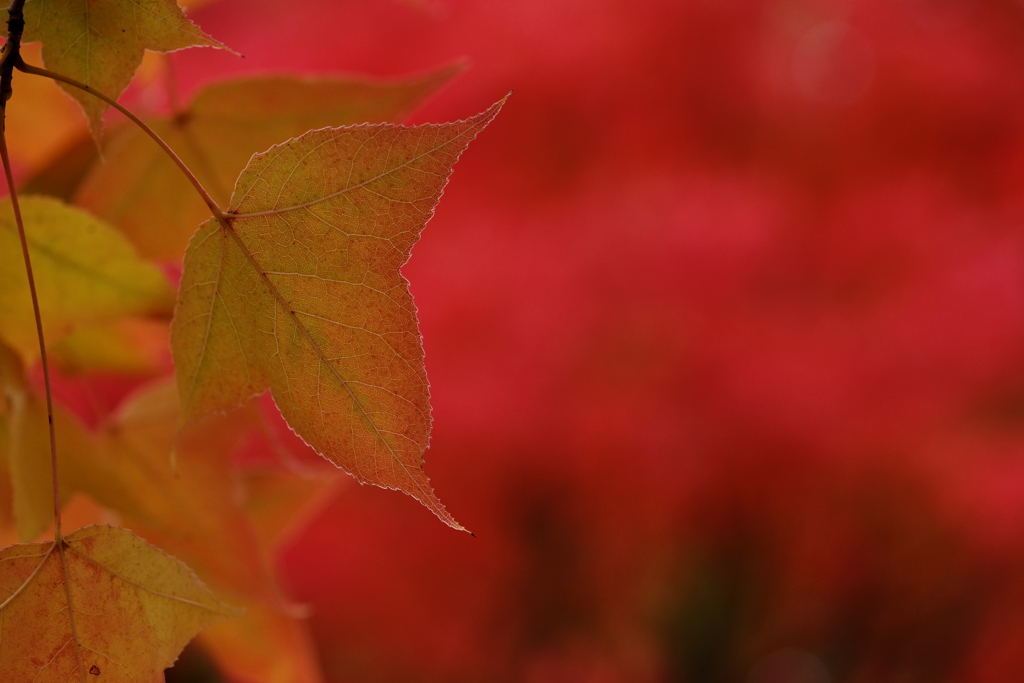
[164,0,1024,681]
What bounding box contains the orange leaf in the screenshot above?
[171,96,507,530]
[0,525,238,682]
[22,0,231,135]
[97,379,325,682]
[198,602,325,683]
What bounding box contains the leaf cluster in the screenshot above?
[0,0,503,680]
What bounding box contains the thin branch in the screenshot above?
[3,4,86,678]
[16,60,227,221]
[0,26,62,548]
[0,119,62,536]
[0,0,24,104]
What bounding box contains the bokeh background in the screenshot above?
[24,0,1024,681]
[178,0,1024,681]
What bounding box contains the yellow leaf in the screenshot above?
[0,196,174,361]
[22,0,231,134]
[171,97,507,530]
[75,64,464,261]
[0,524,238,682]
[0,341,79,541]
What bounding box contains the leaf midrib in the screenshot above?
[206,119,494,506]
[215,220,432,503]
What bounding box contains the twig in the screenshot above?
[0,0,61,541]
[16,60,227,221]
[1,1,89,680]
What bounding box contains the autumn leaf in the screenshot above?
[94,379,324,682]
[0,524,238,682]
[22,0,230,134]
[95,380,267,596]
[74,65,464,261]
[0,196,174,362]
[0,361,324,679]
[171,97,506,530]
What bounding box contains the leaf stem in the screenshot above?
[0,122,63,536]
[16,59,227,221]
[0,5,88,676]
[0,0,63,543]
[0,0,24,103]
[4,11,127,679]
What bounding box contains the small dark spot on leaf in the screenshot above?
[89,665,100,675]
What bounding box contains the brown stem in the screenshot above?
[16,60,227,221]
[1,0,25,105]
[0,126,63,539]
[0,6,87,677]
[5,10,114,680]
[0,0,62,542]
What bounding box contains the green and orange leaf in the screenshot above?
[96,379,325,682]
[0,524,238,682]
[22,0,231,134]
[171,96,507,530]
[0,196,174,362]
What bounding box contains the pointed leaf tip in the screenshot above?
[24,0,234,135]
[76,65,472,260]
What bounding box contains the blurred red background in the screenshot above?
[145,0,1024,680]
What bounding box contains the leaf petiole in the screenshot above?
[1,1,90,679]
[15,59,228,222]
[0,0,62,543]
